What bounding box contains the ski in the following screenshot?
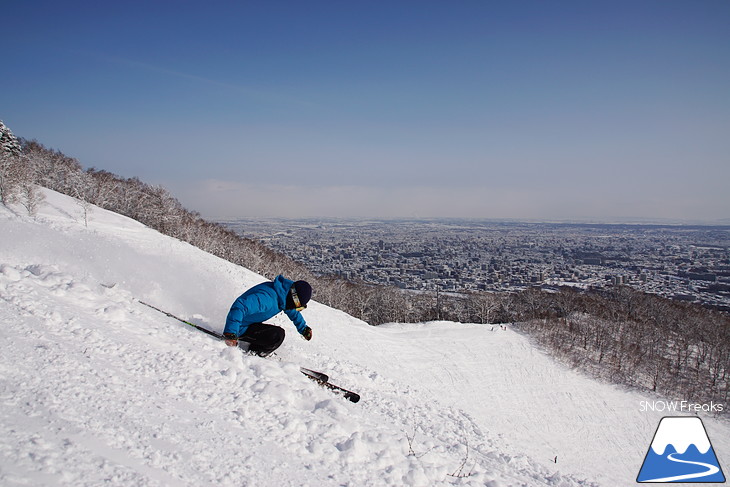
[299,367,329,382]
[300,368,360,403]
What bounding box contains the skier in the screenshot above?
[222,275,313,356]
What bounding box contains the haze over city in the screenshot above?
[3,1,729,222]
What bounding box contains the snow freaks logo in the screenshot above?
[637,416,726,483]
[640,400,725,414]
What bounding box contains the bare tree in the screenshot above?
[468,291,500,324]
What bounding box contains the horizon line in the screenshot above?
[211,215,730,227]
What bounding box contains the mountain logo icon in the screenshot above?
[637,416,725,483]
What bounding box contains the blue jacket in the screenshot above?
[224,275,307,337]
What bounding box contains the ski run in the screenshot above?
[1,188,728,486]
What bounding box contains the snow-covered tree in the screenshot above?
[16,175,46,216]
[0,120,23,205]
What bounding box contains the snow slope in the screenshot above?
[0,189,727,486]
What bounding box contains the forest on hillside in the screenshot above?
[2,119,728,410]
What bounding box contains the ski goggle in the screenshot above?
[291,287,307,311]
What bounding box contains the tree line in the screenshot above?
[512,286,730,406]
[1,120,727,410]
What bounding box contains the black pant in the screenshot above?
[239,323,285,356]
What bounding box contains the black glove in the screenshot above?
[301,326,312,341]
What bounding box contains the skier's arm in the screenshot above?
[223,292,266,336]
[284,308,308,335]
[223,305,244,337]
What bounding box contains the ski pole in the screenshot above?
[138,300,223,340]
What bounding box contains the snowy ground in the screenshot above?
[1,189,728,486]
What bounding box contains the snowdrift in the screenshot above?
[1,189,727,486]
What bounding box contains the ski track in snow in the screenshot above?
[0,189,728,486]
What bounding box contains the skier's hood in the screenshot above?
[272,274,294,309]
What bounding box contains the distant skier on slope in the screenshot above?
[222,275,313,356]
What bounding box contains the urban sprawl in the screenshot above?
[222,219,730,312]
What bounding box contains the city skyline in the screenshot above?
[224,217,730,311]
[3,1,729,222]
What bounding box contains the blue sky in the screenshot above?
[3,0,729,221]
